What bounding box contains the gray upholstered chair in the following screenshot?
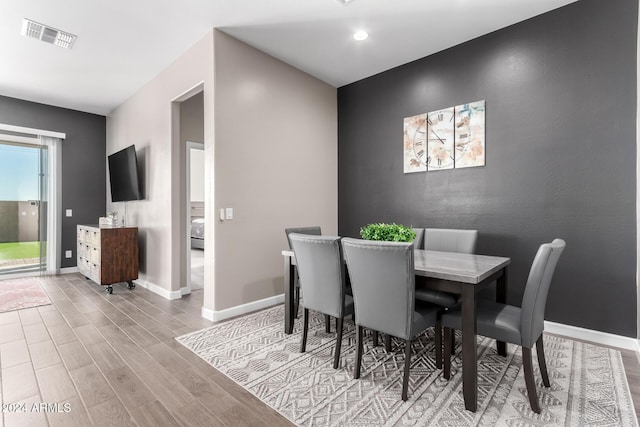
[289,234,354,369]
[412,228,425,249]
[415,228,478,366]
[342,238,440,401]
[442,239,566,413]
[423,228,478,253]
[285,226,322,318]
[416,228,478,307]
[285,226,322,248]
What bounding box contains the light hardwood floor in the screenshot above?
[1,274,639,426]
[0,274,293,426]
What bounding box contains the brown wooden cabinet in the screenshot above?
[77,225,139,294]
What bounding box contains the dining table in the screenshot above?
[281,247,511,412]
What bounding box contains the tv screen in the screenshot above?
[108,145,142,202]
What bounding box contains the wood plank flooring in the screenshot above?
[0,274,293,427]
[0,273,639,426]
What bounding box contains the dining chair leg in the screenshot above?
[300,308,309,353]
[372,331,379,347]
[333,317,344,369]
[294,285,300,318]
[384,334,392,352]
[443,327,452,380]
[402,338,412,401]
[434,322,442,369]
[325,314,331,333]
[522,346,541,414]
[354,325,364,379]
[451,332,456,355]
[536,336,550,387]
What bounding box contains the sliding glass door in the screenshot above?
[0,140,48,275]
[38,143,49,273]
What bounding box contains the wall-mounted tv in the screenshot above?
[108,145,142,202]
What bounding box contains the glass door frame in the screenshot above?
[38,143,49,274]
[0,123,64,279]
[0,136,50,278]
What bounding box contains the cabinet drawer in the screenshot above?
[88,246,101,264]
[77,242,85,259]
[90,262,100,282]
[77,257,90,276]
[77,227,88,243]
[88,229,100,246]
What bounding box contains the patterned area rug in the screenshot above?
[177,305,638,426]
[0,277,51,313]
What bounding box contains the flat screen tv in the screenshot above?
[108,145,142,202]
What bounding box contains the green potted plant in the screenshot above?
[359,223,416,242]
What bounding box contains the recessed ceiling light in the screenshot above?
[336,0,355,5]
[353,31,368,41]
[21,18,76,49]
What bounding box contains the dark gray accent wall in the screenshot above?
[0,95,106,268]
[338,0,637,336]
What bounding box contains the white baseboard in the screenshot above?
[201,306,215,321]
[545,320,639,351]
[59,270,187,302]
[58,270,182,300]
[44,272,640,352]
[133,279,183,300]
[201,293,285,322]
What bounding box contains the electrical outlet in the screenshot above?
[65,250,72,258]
[65,209,72,217]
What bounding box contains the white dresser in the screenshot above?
[77,224,139,294]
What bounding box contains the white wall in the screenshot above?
[209,30,337,313]
[106,28,338,313]
[106,31,214,295]
[190,148,204,202]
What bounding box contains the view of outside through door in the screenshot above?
[0,141,47,275]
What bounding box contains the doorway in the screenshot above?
[173,86,205,295]
[187,141,204,290]
[0,140,48,275]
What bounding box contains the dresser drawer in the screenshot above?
[77,226,89,243]
[77,256,90,276]
[88,245,101,264]
[87,228,100,246]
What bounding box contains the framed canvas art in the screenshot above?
[403,113,427,173]
[454,100,485,169]
[427,107,455,171]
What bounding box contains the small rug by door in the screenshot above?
[0,277,51,313]
[177,305,638,426]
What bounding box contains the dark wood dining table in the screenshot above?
[281,248,511,412]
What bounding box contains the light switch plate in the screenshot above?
[225,208,233,220]
[65,250,72,258]
[65,209,72,217]
[219,208,225,221]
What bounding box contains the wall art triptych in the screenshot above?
[403,100,485,174]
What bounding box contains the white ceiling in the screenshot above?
[0,0,578,116]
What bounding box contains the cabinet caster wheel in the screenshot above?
[128,282,135,290]
[106,286,113,294]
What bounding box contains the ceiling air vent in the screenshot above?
[21,19,76,49]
